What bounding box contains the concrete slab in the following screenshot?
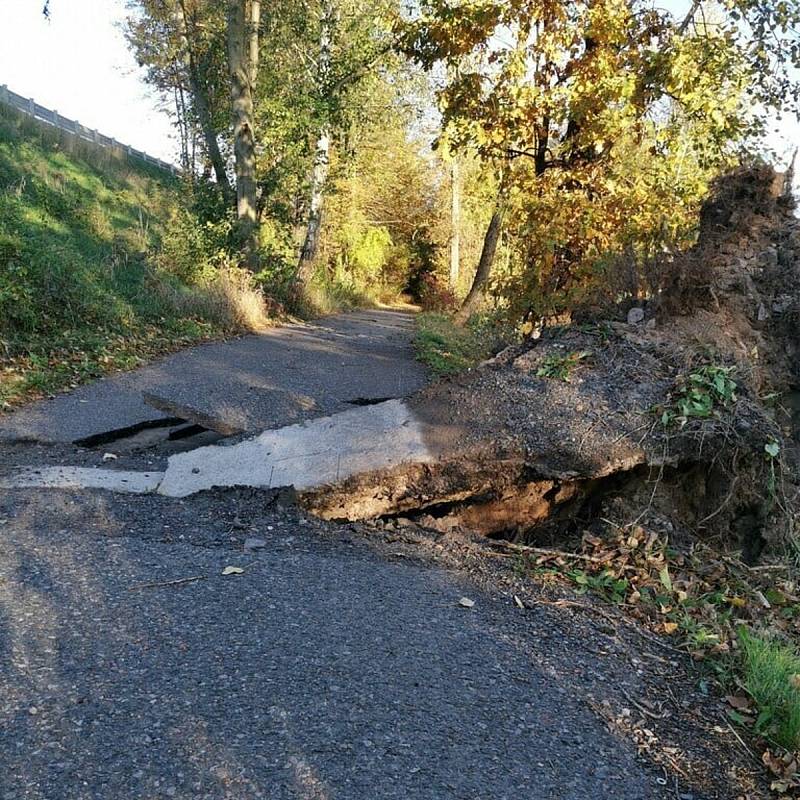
[158,399,435,498]
[0,310,428,444]
[0,466,163,493]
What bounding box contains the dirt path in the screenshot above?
[0,311,721,799]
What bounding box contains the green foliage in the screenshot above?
[414,312,493,374]
[661,365,738,426]
[154,202,234,283]
[569,569,629,603]
[402,0,788,323]
[739,629,800,750]
[0,104,267,406]
[536,351,591,382]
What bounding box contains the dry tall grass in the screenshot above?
[155,268,271,332]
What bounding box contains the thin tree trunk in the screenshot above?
[174,0,234,204]
[454,198,505,325]
[296,127,331,287]
[449,157,461,288]
[227,0,260,270]
[295,0,334,291]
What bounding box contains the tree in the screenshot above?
[126,0,233,200]
[227,0,261,269]
[295,0,336,289]
[405,0,800,321]
[292,0,401,295]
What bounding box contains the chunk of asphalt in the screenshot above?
[158,399,436,498]
[142,392,245,436]
[0,466,163,494]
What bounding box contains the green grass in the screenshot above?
[0,103,259,407]
[413,312,496,375]
[739,629,800,750]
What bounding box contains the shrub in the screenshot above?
[152,268,270,332]
[417,271,458,312]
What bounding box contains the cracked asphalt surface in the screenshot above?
[0,311,678,800]
[0,310,428,444]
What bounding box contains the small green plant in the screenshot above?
[661,364,738,426]
[536,350,591,382]
[568,568,629,603]
[739,628,800,750]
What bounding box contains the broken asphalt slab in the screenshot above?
[0,310,428,445]
[0,466,163,493]
[0,399,440,500]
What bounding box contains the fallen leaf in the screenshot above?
[222,566,245,576]
[663,621,679,634]
[726,695,753,712]
[513,595,525,609]
[458,597,475,608]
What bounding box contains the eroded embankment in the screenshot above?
[302,166,798,553]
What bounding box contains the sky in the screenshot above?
[0,0,798,173]
[0,0,176,163]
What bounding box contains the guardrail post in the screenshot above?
[0,85,8,104]
[92,129,99,143]
[28,97,35,115]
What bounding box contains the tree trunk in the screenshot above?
[295,0,335,291]
[174,0,234,204]
[454,200,505,325]
[227,0,260,271]
[296,127,331,288]
[449,157,461,289]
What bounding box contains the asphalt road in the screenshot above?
[0,310,428,444]
[0,488,672,800]
[0,311,677,799]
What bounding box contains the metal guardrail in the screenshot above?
[0,83,178,175]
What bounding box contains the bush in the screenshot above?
[417,271,458,312]
[151,268,270,332]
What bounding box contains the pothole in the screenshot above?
[74,418,226,456]
[346,396,395,406]
[73,417,184,448]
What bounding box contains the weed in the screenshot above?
[536,350,591,382]
[660,364,737,426]
[568,568,629,603]
[414,312,495,375]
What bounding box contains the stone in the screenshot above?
[244,537,267,551]
[626,307,645,325]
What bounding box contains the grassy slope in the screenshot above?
[0,105,225,408]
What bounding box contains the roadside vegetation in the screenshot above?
[0,104,270,407]
[413,313,501,375]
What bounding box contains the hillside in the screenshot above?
[0,103,265,408]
